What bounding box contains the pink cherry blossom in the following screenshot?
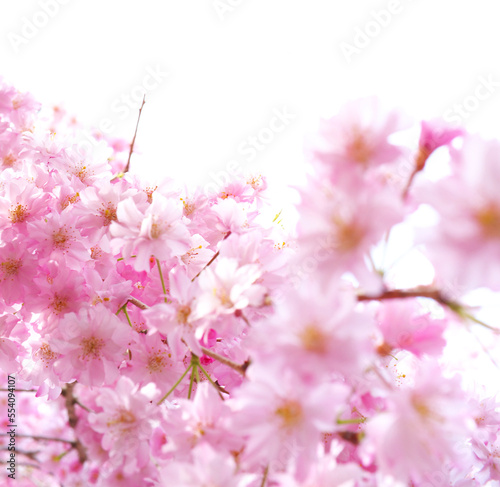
[50,304,132,386]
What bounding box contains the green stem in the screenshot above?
[123,306,133,327]
[157,364,193,405]
[336,417,366,425]
[156,258,168,303]
[188,364,197,400]
[197,362,221,392]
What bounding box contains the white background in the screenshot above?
[2,0,500,199]
[2,1,500,395]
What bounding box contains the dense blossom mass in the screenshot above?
[1,78,500,486]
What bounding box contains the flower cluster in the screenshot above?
[0,78,499,487]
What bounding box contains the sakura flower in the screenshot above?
[110,191,191,271]
[27,210,91,270]
[27,263,89,332]
[0,238,38,305]
[375,299,447,357]
[274,453,363,487]
[122,332,184,391]
[143,267,202,356]
[229,363,349,475]
[88,376,159,475]
[416,134,500,292]
[50,304,132,387]
[193,257,265,322]
[296,179,404,290]
[362,360,475,485]
[415,118,463,171]
[306,97,409,184]
[73,180,137,241]
[247,282,375,381]
[158,443,256,487]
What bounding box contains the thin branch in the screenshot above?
[357,286,500,333]
[191,231,232,282]
[61,383,87,463]
[357,287,448,305]
[127,297,149,310]
[200,346,250,376]
[2,448,40,461]
[0,434,74,445]
[260,465,269,487]
[124,95,146,173]
[0,388,36,392]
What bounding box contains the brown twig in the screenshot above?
[191,231,232,282]
[127,296,149,310]
[124,95,146,173]
[357,287,448,305]
[61,383,87,463]
[200,346,250,376]
[0,434,74,445]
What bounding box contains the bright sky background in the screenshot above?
[2,0,500,395]
[2,0,500,201]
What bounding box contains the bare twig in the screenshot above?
[127,296,149,310]
[124,95,146,173]
[200,346,250,376]
[61,383,87,463]
[191,231,232,282]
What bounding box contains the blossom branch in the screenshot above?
[127,296,150,310]
[357,286,500,333]
[124,95,146,173]
[191,231,232,282]
[200,346,250,376]
[61,383,88,463]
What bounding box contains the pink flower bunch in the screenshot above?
[0,78,499,487]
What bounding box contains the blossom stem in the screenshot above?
[336,417,366,425]
[0,433,74,444]
[62,383,87,463]
[0,388,36,392]
[358,287,500,333]
[260,465,269,487]
[124,95,146,173]
[122,306,133,327]
[157,364,193,405]
[127,296,149,310]
[156,258,168,303]
[197,362,226,396]
[188,364,197,400]
[191,231,232,282]
[200,346,250,376]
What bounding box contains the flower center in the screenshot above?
[331,217,364,252]
[35,343,58,365]
[0,258,22,278]
[79,336,105,360]
[347,130,373,165]
[2,154,16,168]
[9,203,29,223]
[52,227,71,249]
[147,353,167,373]
[300,324,327,354]
[50,293,68,314]
[98,203,117,226]
[476,204,500,239]
[275,400,303,429]
[176,305,191,325]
